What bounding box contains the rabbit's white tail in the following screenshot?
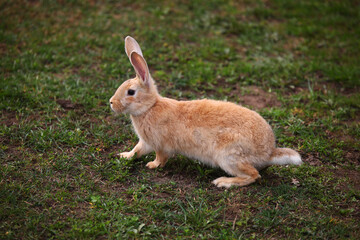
[269,148,302,166]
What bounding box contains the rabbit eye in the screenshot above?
[127,89,135,96]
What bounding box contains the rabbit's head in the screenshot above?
[110,36,158,116]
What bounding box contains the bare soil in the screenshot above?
[238,86,282,109]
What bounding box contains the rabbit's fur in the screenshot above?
[110,36,302,188]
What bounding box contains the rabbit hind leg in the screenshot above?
[212,162,260,188]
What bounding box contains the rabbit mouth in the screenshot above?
[110,106,124,114]
[109,100,125,114]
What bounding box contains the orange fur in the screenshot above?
[110,36,302,188]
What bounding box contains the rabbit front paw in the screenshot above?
[118,151,134,159]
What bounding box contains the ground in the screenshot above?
[1,0,359,239]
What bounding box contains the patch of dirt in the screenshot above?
[150,170,201,192]
[237,86,282,109]
[324,128,359,166]
[333,167,360,192]
[312,81,359,96]
[303,152,323,166]
[0,42,8,55]
[56,99,83,110]
[344,150,360,165]
[343,115,360,128]
[290,77,360,96]
[224,37,248,57]
[259,169,285,186]
[1,110,19,127]
[283,36,305,52]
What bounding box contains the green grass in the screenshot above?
[1,0,359,239]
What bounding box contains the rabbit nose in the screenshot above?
[110,101,113,105]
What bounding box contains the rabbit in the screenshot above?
[109,36,302,188]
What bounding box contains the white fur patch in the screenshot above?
[271,154,302,166]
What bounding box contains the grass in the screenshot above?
[1,0,359,239]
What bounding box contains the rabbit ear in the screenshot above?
[125,36,143,58]
[130,51,150,86]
